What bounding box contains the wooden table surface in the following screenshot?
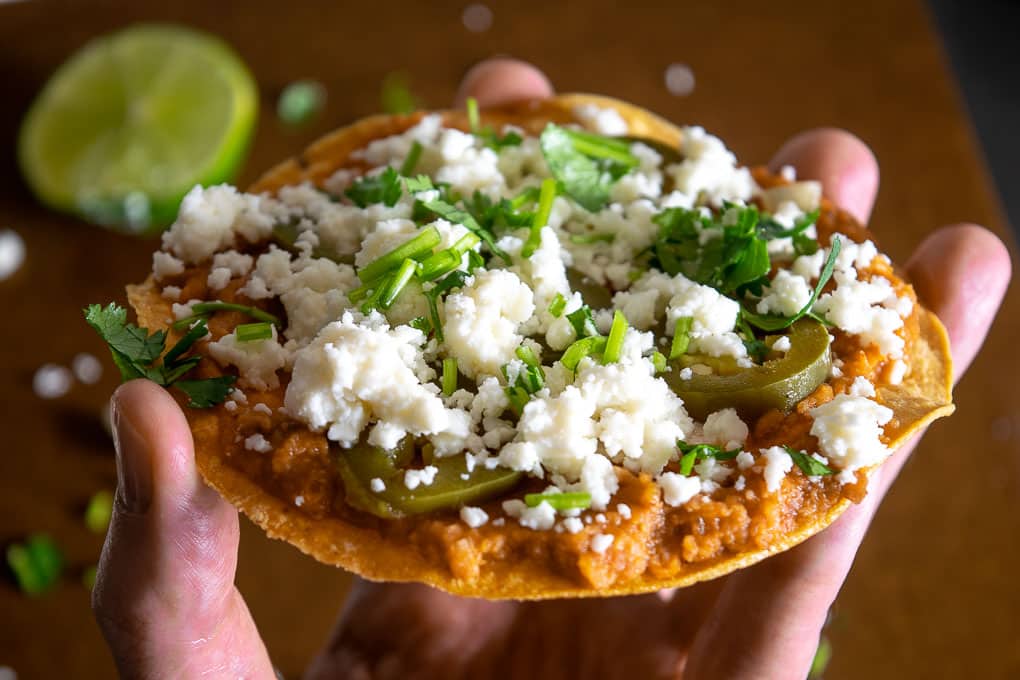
[1,0,1017,677]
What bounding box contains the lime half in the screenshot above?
[18,24,257,234]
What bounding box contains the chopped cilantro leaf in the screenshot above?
[345,166,403,208]
[539,124,637,212]
[784,445,835,476]
[676,441,741,475]
[404,174,435,193]
[83,303,235,408]
[741,237,842,332]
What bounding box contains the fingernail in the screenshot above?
[111,395,154,514]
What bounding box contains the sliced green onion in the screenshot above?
[191,302,280,326]
[563,128,638,167]
[603,310,628,364]
[522,178,557,258]
[359,281,388,314]
[669,316,693,359]
[566,305,598,339]
[6,534,63,595]
[358,226,441,283]
[466,96,481,134]
[451,232,481,255]
[418,249,460,281]
[548,293,567,317]
[524,491,591,510]
[651,351,667,374]
[425,290,444,343]
[400,140,424,176]
[466,249,485,271]
[560,335,608,371]
[84,490,113,533]
[679,448,697,476]
[505,385,531,415]
[515,345,541,367]
[379,258,419,309]
[567,232,612,245]
[442,357,458,396]
[235,322,273,342]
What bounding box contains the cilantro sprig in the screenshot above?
[539,124,637,212]
[84,303,235,408]
[345,166,403,208]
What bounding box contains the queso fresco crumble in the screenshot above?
[143,103,916,539]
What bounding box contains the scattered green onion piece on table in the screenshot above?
[560,335,608,371]
[522,178,557,258]
[400,140,424,176]
[277,79,326,126]
[442,357,458,396]
[6,534,63,596]
[84,490,114,533]
[524,492,591,510]
[603,310,628,364]
[548,293,567,317]
[358,226,441,283]
[651,351,667,373]
[669,316,693,359]
[235,322,273,342]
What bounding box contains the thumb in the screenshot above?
[92,380,275,679]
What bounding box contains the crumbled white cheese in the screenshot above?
[756,270,813,317]
[573,104,629,135]
[161,285,182,301]
[243,433,272,453]
[736,450,755,470]
[772,336,792,353]
[590,533,615,554]
[152,251,185,280]
[284,312,455,446]
[810,393,893,473]
[814,269,906,358]
[668,126,755,205]
[404,465,439,490]
[207,267,232,290]
[561,516,584,534]
[253,403,273,416]
[658,472,702,507]
[443,269,534,378]
[702,408,748,449]
[761,445,794,493]
[460,505,489,528]
[616,503,632,519]
[161,185,275,264]
[370,477,386,493]
[503,499,557,531]
[208,325,290,391]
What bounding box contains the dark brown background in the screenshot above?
[1,0,1017,677]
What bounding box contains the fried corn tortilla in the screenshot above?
[127,94,954,599]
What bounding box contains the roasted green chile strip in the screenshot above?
[665,318,831,421]
[336,440,523,518]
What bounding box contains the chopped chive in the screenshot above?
[560,335,608,371]
[603,310,628,364]
[358,226,441,283]
[466,97,480,134]
[191,302,280,326]
[400,140,424,176]
[669,316,693,359]
[84,490,113,533]
[235,322,273,343]
[567,232,612,245]
[6,534,63,596]
[404,174,435,192]
[515,345,541,367]
[522,178,557,258]
[418,249,460,281]
[379,258,419,309]
[524,491,591,510]
[651,351,667,373]
[442,357,458,396]
[548,293,567,317]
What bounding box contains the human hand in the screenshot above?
[92,58,1011,680]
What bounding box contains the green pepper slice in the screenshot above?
[665,318,831,421]
[336,440,523,519]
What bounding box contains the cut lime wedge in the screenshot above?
[18,24,257,234]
